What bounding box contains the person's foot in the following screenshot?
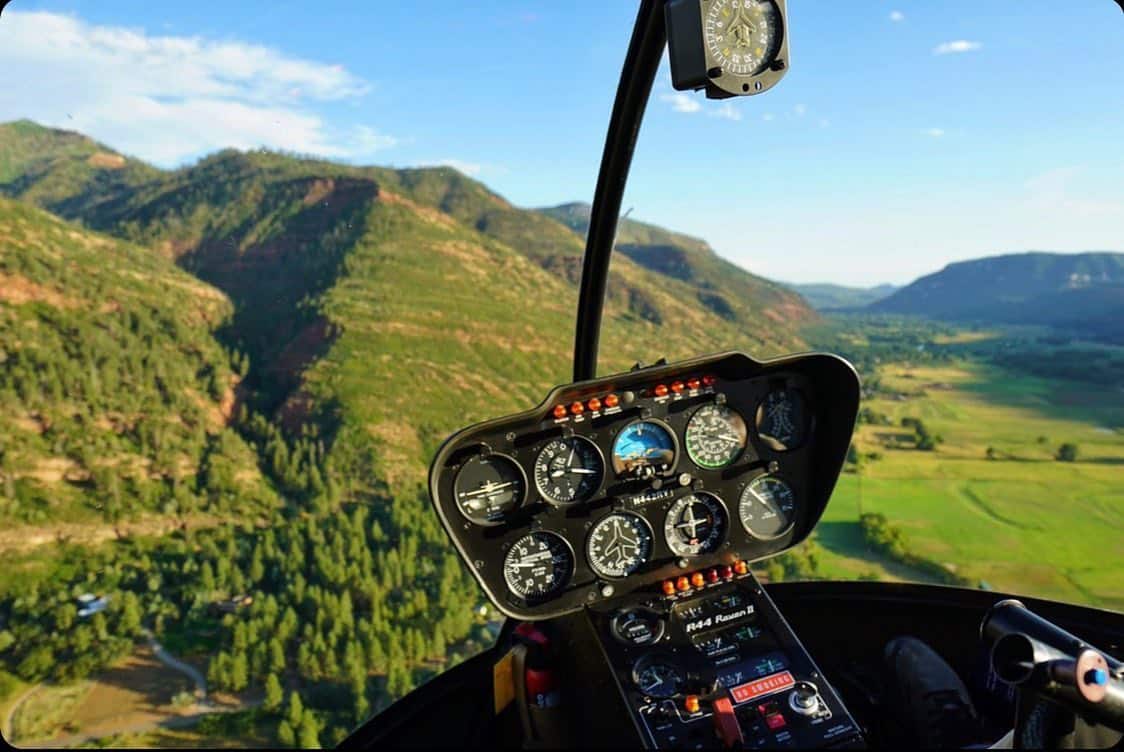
[884,636,982,749]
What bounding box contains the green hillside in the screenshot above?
[0,197,275,530]
[788,282,898,311]
[540,201,817,330]
[870,252,1124,342]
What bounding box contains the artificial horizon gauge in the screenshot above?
[453,453,526,526]
[533,436,604,505]
[587,512,654,579]
[611,420,678,478]
[738,474,795,539]
[503,532,574,601]
[756,387,808,451]
[685,403,748,469]
[664,492,728,556]
[703,0,783,77]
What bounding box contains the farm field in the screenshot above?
[811,360,1124,611]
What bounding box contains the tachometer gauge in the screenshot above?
[664,492,728,557]
[503,532,574,601]
[685,403,748,469]
[533,436,604,505]
[587,512,654,579]
[632,654,687,699]
[611,420,677,478]
[756,388,808,452]
[453,453,526,526]
[738,475,795,539]
[704,0,783,78]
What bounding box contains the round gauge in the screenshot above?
[453,453,526,526]
[533,436,604,505]
[611,420,677,478]
[502,532,574,601]
[756,388,808,452]
[664,492,729,557]
[685,403,748,469]
[703,0,783,78]
[738,475,796,539]
[611,608,665,646]
[632,654,687,699]
[587,512,654,579]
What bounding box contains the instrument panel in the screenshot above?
[428,351,860,620]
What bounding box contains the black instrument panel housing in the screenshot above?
[428,351,860,620]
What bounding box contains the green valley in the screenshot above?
[0,120,1122,747]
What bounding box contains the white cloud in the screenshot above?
[794,104,807,117]
[762,113,775,122]
[889,10,905,22]
[710,103,742,122]
[933,40,982,55]
[922,128,945,137]
[660,92,702,114]
[0,10,395,165]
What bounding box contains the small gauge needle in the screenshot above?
[569,468,597,475]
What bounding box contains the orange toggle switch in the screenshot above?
[587,397,601,412]
[734,560,748,575]
[707,568,720,583]
[702,374,717,386]
[687,377,701,390]
[654,384,669,398]
[662,580,677,596]
[671,381,685,394]
[552,404,568,419]
[604,393,619,408]
[690,572,705,589]
[570,401,584,415]
[676,576,691,592]
[684,695,701,714]
[721,565,734,579]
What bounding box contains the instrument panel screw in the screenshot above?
[473,560,484,570]
[678,473,692,486]
[600,584,615,598]
[715,392,727,405]
[768,461,780,473]
[505,432,516,442]
[677,558,690,569]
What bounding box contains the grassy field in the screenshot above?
[812,360,1124,611]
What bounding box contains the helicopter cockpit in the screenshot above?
[344,1,1124,749]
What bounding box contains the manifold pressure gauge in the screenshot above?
[666,0,789,99]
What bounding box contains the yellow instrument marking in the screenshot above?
[493,649,516,714]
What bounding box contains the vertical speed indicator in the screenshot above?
[503,532,574,601]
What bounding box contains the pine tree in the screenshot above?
[298,709,320,749]
[263,673,284,713]
[287,690,304,729]
[276,719,295,747]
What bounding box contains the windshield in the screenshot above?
[0,1,1121,748]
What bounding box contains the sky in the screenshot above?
[1,1,1123,286]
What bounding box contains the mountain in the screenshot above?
[788,282,899,311]
[0,124,821,734]
[539,202,817,330]
[0,120,820,524]
[0,197,276,530]
[869,252,1124,342]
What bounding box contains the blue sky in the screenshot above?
[2,1,1123,285]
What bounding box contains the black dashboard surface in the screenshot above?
[428,351,860,620]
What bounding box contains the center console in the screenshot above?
[589,569,864,749]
